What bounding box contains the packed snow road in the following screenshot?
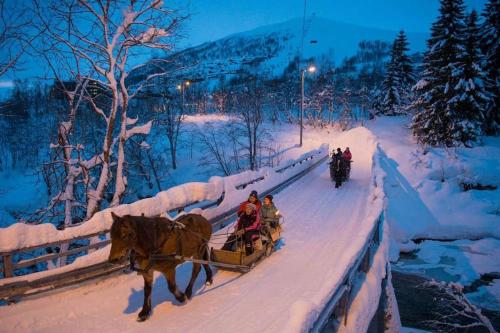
[0,128,378,333]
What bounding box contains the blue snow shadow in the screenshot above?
[378,148,440,239]
[123,262,205,314]
[123,261,240,315]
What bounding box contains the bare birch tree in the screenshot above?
[32,0,184,220]
[231,83,264,171]
[155,97,185,170]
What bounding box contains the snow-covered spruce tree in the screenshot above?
[411,0,471,146]
[479,0,500,135]
[394,31,416,101]
[378,31,414,116]
[448,10,491,144]
[379,46,401,116]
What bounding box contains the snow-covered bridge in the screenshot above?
[0,127,394,333]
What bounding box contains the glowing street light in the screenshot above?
[177,80,191,112]
[300,65,316,147]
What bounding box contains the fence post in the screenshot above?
[3,254,14,278]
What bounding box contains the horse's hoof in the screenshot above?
[176,294,187,304]
[205,280,213,287]
[185,290,193,300]
[136,315,149,322]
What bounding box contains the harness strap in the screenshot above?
[129,221,183,274]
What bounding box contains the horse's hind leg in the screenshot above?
[202,247,213,286]
[163,269,186,304]
[185,263,201,300]
[137,271,153,322]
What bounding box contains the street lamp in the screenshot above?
[300,65,316,147]
[177,80,190,112]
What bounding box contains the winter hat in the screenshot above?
[246,203,257,212]
[264,194,273,202]
[249,190,258,198]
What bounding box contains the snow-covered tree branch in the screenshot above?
[30,0,184,222]
[421,280,496,333]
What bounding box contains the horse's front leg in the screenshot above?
[163,268,186,304]
[137,271,153,322]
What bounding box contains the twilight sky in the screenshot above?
[175,0,488,47]
[1,0,488,88]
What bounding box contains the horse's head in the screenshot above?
[108,212,136,264]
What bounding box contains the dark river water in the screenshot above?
[392,268,500,332]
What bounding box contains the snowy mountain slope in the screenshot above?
[138,17,428,84]
[233,17,428,64]
[0,127,384,333]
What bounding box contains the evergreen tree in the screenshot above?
[379,43,401,115]
[448,10,491,144]
[394,30,416,92]
[479,0,500,135]
[378,30,414,115]
[411,0,468,146]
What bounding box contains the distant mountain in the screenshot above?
[231,16,427,63]
[136,17,428,87]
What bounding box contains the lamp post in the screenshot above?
[177,80,190,113]
[300,65,316,147]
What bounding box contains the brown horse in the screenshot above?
[108,212,213,321]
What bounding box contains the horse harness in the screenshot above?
[129,220,185,274]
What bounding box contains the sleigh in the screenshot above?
[210,223,282,273]
[329,160,353,182]
[144,221,283,274]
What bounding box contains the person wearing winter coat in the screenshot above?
[330,148,344,188]
[342,147,352,161]
[342,147,352,180]
[329,149,337,181]
[261,194,280,229]
[237,190,262,225]
[222,203,261,255]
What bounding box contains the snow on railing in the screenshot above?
[0,144,328,281]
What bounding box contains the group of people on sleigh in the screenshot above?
[222,190,281,255]
[329,147,352,188]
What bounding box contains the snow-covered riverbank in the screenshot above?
[369,116,500,330]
